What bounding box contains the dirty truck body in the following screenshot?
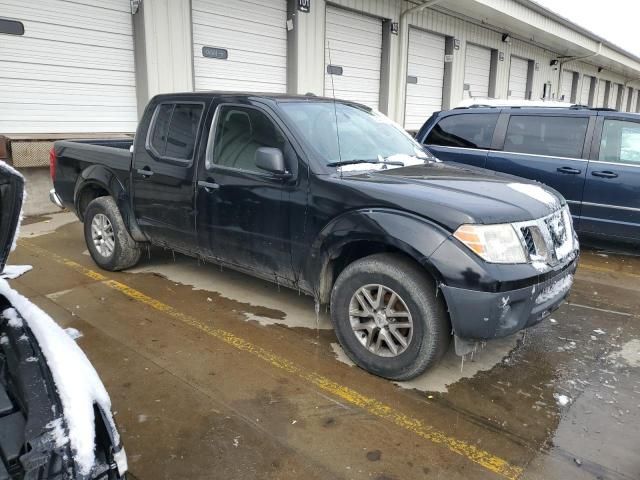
[50,93,579,380]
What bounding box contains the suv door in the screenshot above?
[485,112,593,221]
[581,116,640,241]
[196,102,297,282]
[132,100,207,249]
[421,112,499,168]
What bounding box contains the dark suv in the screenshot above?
[416,107,640,244]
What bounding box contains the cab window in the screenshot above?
[425,114,498,149]
[148,102,204,162]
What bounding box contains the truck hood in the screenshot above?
[339,162,565,230]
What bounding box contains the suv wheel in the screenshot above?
[330,253,450,380]
[84,196,141,271]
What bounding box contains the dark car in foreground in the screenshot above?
[416,104,640,244]
[50,93,578,380]
[0,162,127,479]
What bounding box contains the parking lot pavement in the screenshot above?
[8,212,640,480]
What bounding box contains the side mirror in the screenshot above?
[255,147,289,176]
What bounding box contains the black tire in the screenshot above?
[330,253,450,381]
[83,196,141,271]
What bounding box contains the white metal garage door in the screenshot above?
[0,0,136,134]
[464,44,492,98]
[560,71,574,102]
[192,0,287,92]
[609,83,619,108]
[325,6,382,109]
[508,56,529,99]
[596,80,607,107]
[580,75,593,105]
[404,28,445,130]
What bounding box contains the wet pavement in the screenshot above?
[7,212,640,480]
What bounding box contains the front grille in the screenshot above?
[514,207,575,267]
[521,227,536,256]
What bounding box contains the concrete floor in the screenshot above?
[8,212,640,480]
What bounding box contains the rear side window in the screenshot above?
[148,103,204,161]
[504,115,588,159]
[425,114,498,149]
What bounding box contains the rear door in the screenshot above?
[422,112,499,168]
[581,115,640,240]
[132,98,208,250]
[486,112,593,220]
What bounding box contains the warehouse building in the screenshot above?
[1,0,640,212]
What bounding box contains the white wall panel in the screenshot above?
[404,28,445,129]
[0,0,136,134]
[192,0,287,92]
[508,56,528,99]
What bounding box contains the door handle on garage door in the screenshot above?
[557,166,582,174]
[136,167,154,178]
[591,170,618,179]
[197,180,220,192]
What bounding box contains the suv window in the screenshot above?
[425,113,498,149]
[149,103,204,161]
[209,106,286,173]
[504,115,588,159]
[599,119,640,165]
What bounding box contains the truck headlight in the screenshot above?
[454,224,527,263]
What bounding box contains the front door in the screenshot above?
[131,99,207,250]
[196,103,297,282]
[581,116,640,241]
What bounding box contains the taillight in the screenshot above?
[49,147,56,181]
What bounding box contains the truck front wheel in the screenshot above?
[84,197,141,271]
[330,253,450,381]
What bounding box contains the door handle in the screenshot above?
[197,180,220,192]
[557,166,582,175]
[591,170,618,179]
[136,167,154,178]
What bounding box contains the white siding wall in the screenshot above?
[0,0,137,134]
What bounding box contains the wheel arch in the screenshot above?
[308,209,451,304]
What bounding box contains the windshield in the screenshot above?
[279,101,431,167]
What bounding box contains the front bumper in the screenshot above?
[440,256,578,339]
[49,188,64,209]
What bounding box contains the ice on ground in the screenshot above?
[608,339,640,368]
[0,265,33,279]
[507,182,558,208]
[19,211,77,239]
[0,278,118,476]
[593,328,606,335]
[554,393,571,406]
[330,343,355,367]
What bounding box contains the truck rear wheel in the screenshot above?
[84,196,141,271]
[330,253,450,381]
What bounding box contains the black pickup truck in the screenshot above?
[50,93,579,380]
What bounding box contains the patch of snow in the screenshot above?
[608,339,640,367]
[330,343,355,367]
[0,265,33,280]
[0,279,118,476]
[593,328,606,335]
[508,183,558,208]
[0,335,7,345]
[65,328,83,341]
[549,318,557,324]
[47,418,69,448]
[535,275,573,305]
[137,414,148,423]
[3,308,23,328]
[554,393,571,406]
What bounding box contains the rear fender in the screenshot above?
[74,165,147,242]
[307,208,450,302]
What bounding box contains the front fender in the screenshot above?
[306,208,451,300]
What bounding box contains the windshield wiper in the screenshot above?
[326,157,405,168]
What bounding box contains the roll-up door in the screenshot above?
[596,81,607,107]
[404,28,445,130]
[192,0,287,92]
[508,56,529,99]
[0,0,137,134]
[464,44,492,98]
[609,83,619,108]
[324,6,382,109]
[560,71,574,102]
[580,75,593,105]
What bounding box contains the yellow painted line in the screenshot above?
[578,263,640,279]
[21,241,523,480]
